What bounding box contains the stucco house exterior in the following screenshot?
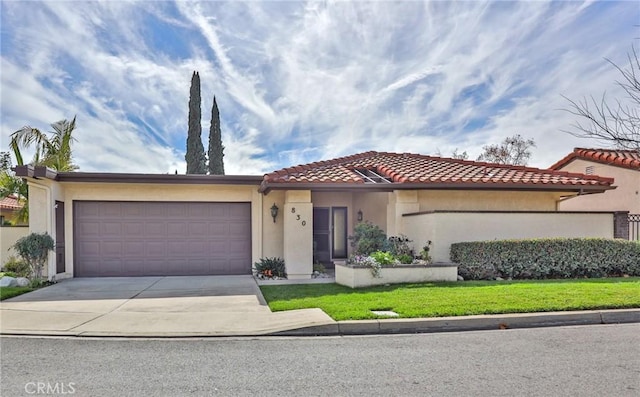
[0,195,28,267]
[550,148,639,213]
[0,195,25,225]
[550,148,639,239]
[17,151,622,280]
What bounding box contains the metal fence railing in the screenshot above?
[630,214,640,241]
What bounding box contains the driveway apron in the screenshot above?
[0,276,335,337]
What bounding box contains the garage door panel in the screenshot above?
[144,221,166,235]
[167,222,188,235]
[74,201,251,277]
[77,221,100,235]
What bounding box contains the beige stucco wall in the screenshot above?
[353,192,388,231]
[402,212,615,263]
[262,190,285,259]
[0,226,29,267]
[555,159,640,213]
[418,190,562,212]
[27,179,65,279]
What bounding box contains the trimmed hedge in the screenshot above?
[450,238,640,280]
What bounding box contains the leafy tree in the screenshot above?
[207,96,225,175]
[563,46,640,150]
[185,71,206,174]
[12,232,54,281]
[476,134,536,165]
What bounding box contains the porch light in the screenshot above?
[270,203,279,223]
[357,209,363,222]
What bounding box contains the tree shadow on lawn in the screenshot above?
[259,277,640,300]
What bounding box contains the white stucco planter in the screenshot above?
[335,262,458,288]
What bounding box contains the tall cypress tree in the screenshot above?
[208,96,225,175]
[185,71,206,174]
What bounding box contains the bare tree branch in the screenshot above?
[561,46,640,150]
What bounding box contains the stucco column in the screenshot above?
[613,211,630,240]
[27,181,55,279]
[386,190,420,236]
[283,190,313,279]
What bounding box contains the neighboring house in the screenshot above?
[0,195,29,267]
[550,148,640,240]
[17,151,622,280]
[0,194,24,225]
[550,148,640,213]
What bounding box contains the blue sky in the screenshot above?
[1,1,638,174]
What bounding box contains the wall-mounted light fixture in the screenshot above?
[270,203,279,223]
[357,209,363,222]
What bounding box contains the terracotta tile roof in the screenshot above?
[550,148,640,171]
[261,151,614,192]
[0,195,23,210]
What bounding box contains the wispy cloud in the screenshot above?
[1,1,637,174]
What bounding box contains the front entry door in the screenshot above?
[313,208,331,263]
[55,201,65,274]
[313,207,348,264]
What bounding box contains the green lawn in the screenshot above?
[260,278,640,321]
[0,287,34,301]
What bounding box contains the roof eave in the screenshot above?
[13,166,263,185]
[259,181,615,194]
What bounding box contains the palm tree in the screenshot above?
[10,116,79,172]
[0,116,79,223]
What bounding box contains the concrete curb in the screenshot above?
[272,308,640,336]
[2,309,638,338]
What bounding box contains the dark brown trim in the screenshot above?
[403,210,619,217]
[260,181,615,194]
[34,166,58,179]
[13,165,35,178]
[57,172,263,185]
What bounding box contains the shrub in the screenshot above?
[386,235,414,257]
[254,257,287,278]
[2,256,31,277]
[451,238,640,280]
[370,251,396,266]
[1,271,18,278]
[420,241,432,263]
[313,262,326,274]
[12,232,54,281]
[348,221,387,256]
[397,254,414,264]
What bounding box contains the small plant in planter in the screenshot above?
[254,257,287,279]
[370,251,396,266]
[12,232,55,282]
[386,235,414,257]
[397,254,414,264]
[348,254,383,278]
[420,241,433,264]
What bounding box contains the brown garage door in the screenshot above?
[74,201,251,277]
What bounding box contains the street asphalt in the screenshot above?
[1,275,639,337]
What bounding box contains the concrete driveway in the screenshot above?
[0,276,335,337]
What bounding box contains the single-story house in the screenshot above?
[0,194,25,225]
[550,148,639,240]
[550,148,639,213]
[17,151,626,280]
[0,194,29,267]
